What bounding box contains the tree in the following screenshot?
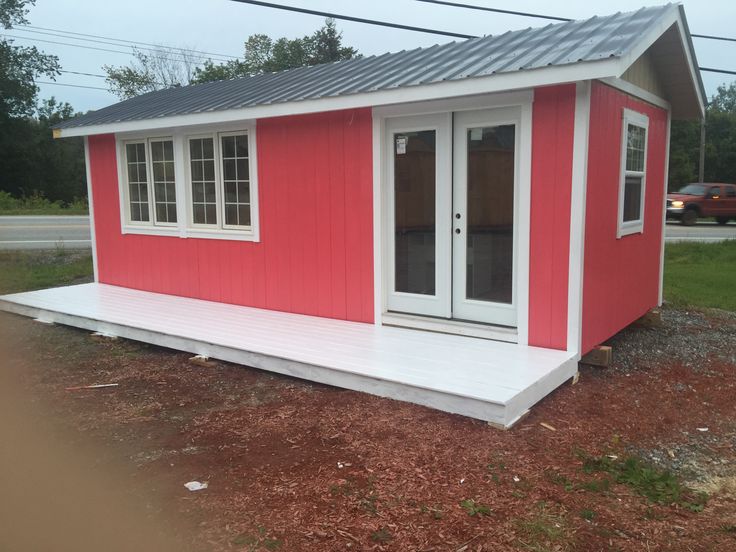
[192,18,359,84]
[104,46,200,100]
[668,81,736,190]
[0,0,60,118]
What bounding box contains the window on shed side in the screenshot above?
[221,133,251,228]
[618,109,649,237]
[125,142,150,222]
[150,139,177,224]
[189,137,218,225]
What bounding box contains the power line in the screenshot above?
[10,28,233,63]
[691,33,736,43]
[60,70,107,79]
[0,34,216,65]
[416,0,569,22]
[416,0,736,44]
[18,24,239,60]
[36,81,109,91]
[700,67,736,75]
[228,0,475,39]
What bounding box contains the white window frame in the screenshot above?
[148,137,178,228]
[115,122,259,242]
[118,136,180,236]
[617,108,649,238]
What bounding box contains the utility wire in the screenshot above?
[228,0,475,39]
[415,0,736,44]
[36,80,109,91]
[416,0,569,22]
[60,69,107,79]
[1,34,217,65]
[18,24,239,59]
[10,28,233,63]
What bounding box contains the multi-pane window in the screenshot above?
[150,139,177,224]
[618,109,648,237]
[119,127,258,240]
[125,142,150,222]
[187,131,253,230]
[189,137,218,225]
[221,133,251,227]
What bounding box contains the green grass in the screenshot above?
[664,241,736,311]
[0,250,93,295]
[581,454,707,512]
[0,191,88,216]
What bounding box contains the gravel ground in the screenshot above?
[606,304,736,373]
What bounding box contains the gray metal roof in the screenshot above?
[57,4,688,130]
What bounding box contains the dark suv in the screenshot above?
[666,183,736,225]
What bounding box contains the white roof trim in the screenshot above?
[58,57,623,137]
[613,3,704,117]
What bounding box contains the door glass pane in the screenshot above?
[394,130,436,295]
[466,125,515,304]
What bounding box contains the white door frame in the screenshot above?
[452,107,521,327]
[384,113,452,318]
[372,90,533,345]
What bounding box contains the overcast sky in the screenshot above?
[15,0,736,112]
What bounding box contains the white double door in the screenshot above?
[385,107,519,327]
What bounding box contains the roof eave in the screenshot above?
[56,57,624,138]
[613,4,705,119]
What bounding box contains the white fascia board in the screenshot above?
[56,57,622,138]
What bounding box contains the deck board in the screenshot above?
[0,283,578,427]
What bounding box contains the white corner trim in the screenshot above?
[515,101,533,346]
[371,111,383,326]
[616,108,650,239]
[658,110,672,306]
[57,58,621,139]
[567,81,591,355]
[599,77,670,111]
[83,137,98,282]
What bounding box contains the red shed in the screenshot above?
[1,5,705,427]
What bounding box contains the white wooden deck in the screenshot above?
[0,284,578,428]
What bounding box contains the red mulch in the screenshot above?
[1,309,735,551]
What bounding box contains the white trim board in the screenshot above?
[567,81,592,355]
[57,58,623,138]
[83,137,98,282]
[658,110,672,306]
[0,283,578,429]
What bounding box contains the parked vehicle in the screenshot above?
[666,183,736,225]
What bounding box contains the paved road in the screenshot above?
[0,215,91,250]
[665,220,736,243]
[0,216,733,250]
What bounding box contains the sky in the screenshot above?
[13,0,736,112]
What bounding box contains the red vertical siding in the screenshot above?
[581,82,668,353]
[528,84,576,350]
[88,108,374,323]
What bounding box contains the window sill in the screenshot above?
[122,225,180,237]
[185,229,259,242]
[617,223,644,238]
[120,225,259,242]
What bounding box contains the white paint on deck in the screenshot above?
[0,283,577,428]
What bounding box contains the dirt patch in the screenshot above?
[1,304,735,551]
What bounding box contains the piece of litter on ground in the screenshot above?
[91,331,117,339]
[184,481,208,491]
[606,454,618,460]
[540,422,557,432]
[337,462,352,469]
[459,478,465,484]
[696,427,709,432]
[65,383,119,391]
[513,476,520,482]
